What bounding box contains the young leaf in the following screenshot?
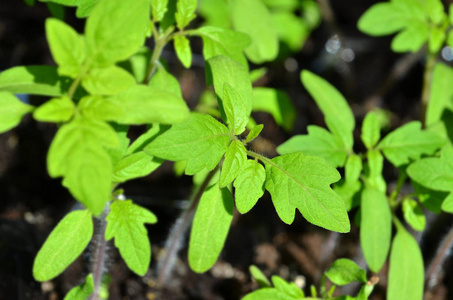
[252,87,296,132]
[0,92,34,133]
[264,152,350,232]
[151,0,169,22]
[325,258,367,286]
[0,66,68,96]
[230,0,279,63]
[47,116,118,215]
[148,66,183,97]
[412,181,447,213]
[441,192,453,213]
[364,149,386,192]
[33,96,74,122]
[174,35,192,68]
[426,63,453,126]
[242,288,292,300]
[106,200,157,275]
[387,221,424,300]
[46,18,85,78]
[220,140,247,187]
[271,276,305,299]
[78,95,124,121]
[301,70,355,150]
[234,159,265,214]
[64,274,94,300]
[188,183,234,273]
[222,83,247,135]
[391,21,429,53]
[112,152,163,183]
[277,125,348,168]
[361,111,380,149]
[402,198,426,231]
[272,11,309,52]
[378,121,445,167]
[81,65,136,95]
[175,0,197,29]
[245,124,263,144]
[33,210,93,281]
[345,154,362,183]
[108,85,190,125]
[85,0,149,66]
[249,265,271,288]
[189,26,251,67]
[360,188,391,273]
[428,27,445,54]
[145,113,231,175]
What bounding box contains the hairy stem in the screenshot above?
[425,225,453,290]
[144,25,175,84]
[156,166,219,286]
[421,52,437,125]
[89,204,110,300]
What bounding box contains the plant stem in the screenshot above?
[143,26,175,84]
[421,52,437,125]
[89,204,110,300]
[425,224,453,290]
[156,166,219,286]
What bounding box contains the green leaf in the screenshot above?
[197,0,230,28]
[174,35,192,68]
[145,113,231,175]
[175,0,197,29]
[246,124,263,144]
[242,288,294,300]
[234,159,265,214]
[252,87,296,132]
[361,111,380,149]
[207,56,253,126]
[271,276,305,299]
[33,96,74,122]
[81,65,136,95]
[272,11,309,52]
[402,198,426,231]
[264,152,350,232]
[151,0,168,22]
[85,0,149,66]
[441,192,453,213]
[301,0,322,29]
[387,221,424,300]
[189,26,251,67]
[427,0,446,25]
[325,258,367,286]
[46,18,85,78]
[222,83,248,135]
[0,92,34,133]
[301,70,355,150]
[33,210,93,281]
[364,149,386,193]
[113,151,163,183]
[277,125,347,168]
[78,95,124,121]
[106,200,157,275]
[426,63,453,126]
[391,21,429,53]
[230,0,279,63]
[360,188,391,273]
[220,140,247,187]
[108,85,189,125]
[249,265,271,288]
[412,181,447,213]
[42,0,99,18]
[428,27,446,54]
[0,66,69,96]
[345,154,362,183]
[148,65,183,97]
[378,121,446,166]
[188,183,234,273]
[64,274,94,300]
[48,116,118,215]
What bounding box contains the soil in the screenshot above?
[0,0,453,299]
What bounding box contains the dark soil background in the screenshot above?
[1,0,453,299]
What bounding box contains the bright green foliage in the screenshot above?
[222,83,248,135]
[151,0,169,22]
[64,274,94,300]
[174,35,192,68]
[189,182,234,273]
[249,265,271,288]
[361,111,380,149]
[402,198,426,231]
[145,113,231,175]
[301,0,322,29]
[42,0,98,18]
[148,66,183,97]
[197,0,230,28]
[325,258,367,286]
[426,63,453,126]
[0,92,34,133]
[78,95,123,121]
[242,288,295,300]
[113,152,163,183]
[190,26,251,67]
[378,121,445,167]
[230,0,279,63]
[108,85,189,125]
[220,140,247,187]
[175,0,197,29]
[272,276,305,299]
[441,192,453,213]
[252,87,296,132]
[301,70,355,150]
[364,149,386,193]
[234,159,265,214]
[85,0,149,66]
[46,18,85,78]
[81,65,136,95]
[106,200,157,275]
[264,152,350,232]
[277,125,347,168]
[48,116,119,215]
[33,96,74,122]
[243,275,304,300]
[412,181,447,213]
[271,11,309,52]
[334,154,362,211]
[360,188,391,273]
[33,210,93,281]
[246,124,263,143]
[0,66,67,96]
[387,221,424,300]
